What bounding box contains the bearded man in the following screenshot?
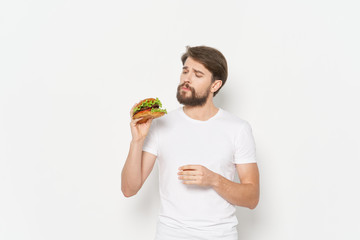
[121,46,260,240]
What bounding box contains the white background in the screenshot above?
[1,0,359,239]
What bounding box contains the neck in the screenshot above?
[183,98,219,121]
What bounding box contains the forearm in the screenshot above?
[212,174,259,209]
[121,140,144,197]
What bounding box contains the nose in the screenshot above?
[182,72,192,84]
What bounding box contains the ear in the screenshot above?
[211,80,223,93]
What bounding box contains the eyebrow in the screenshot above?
[182,66,205,75]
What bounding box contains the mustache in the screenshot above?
[178,83,193,90]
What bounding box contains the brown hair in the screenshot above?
[181,45,228,97]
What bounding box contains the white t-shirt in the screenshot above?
[142,107,256,239]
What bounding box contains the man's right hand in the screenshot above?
[129,102,153,142]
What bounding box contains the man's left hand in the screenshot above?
[178,165,219,187]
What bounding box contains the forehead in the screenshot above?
[183,57,211,74]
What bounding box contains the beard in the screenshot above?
[176,82,211,107]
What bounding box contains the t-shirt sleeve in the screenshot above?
[142,120,158,156]
[233,121,256,164]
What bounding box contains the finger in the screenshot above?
[178,175,199,181]
[130,117,143,126]
[131,117,142,123]
[131,117,153,127]
[178,171,202,176]
[182,179,199,185]
[146,118,153,125]
[178,165,200,171]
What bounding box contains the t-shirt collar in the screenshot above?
[180,106,222,123]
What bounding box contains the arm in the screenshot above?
[178,163,259,209]
[121,141,156,197]
[213,163,259,209]
[121,103,157,198]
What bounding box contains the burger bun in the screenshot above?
[133,109,165,124]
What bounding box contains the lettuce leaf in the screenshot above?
[133,97,167,114]
[151,108,167,114]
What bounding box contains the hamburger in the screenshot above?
[132,97,167,124]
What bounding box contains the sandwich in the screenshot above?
[132,97,167,124]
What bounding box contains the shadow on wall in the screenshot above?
[234,171,260,239]
[213,88,230,110]
[215,88,260,239]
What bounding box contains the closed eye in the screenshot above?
[194,69,204,77]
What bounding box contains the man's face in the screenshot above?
[176,57,213,107]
